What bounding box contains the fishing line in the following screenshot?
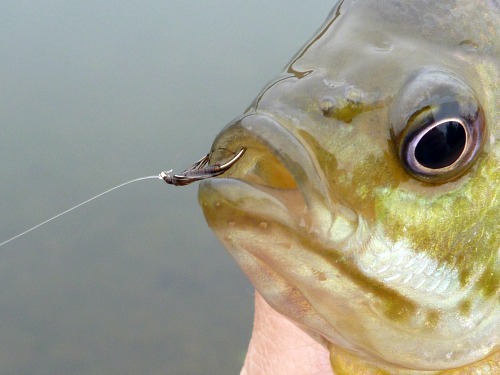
[0,175,160,248]
[0,148,245,248]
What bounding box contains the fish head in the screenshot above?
[199,0,499,373]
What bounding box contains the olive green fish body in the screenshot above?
[199,0,499,373]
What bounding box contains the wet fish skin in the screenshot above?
[199,0,499,373]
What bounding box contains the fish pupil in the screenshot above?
[414,121,466,169]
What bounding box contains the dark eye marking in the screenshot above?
[390,70,486,183]
[413,118,466,170]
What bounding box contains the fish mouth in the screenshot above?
[200,112,358,254]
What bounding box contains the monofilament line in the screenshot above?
[0,175,160,248]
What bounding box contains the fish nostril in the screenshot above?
[318,86,384,123]
[319,98,335,115]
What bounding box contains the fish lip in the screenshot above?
[214,111,331,200]
[200,111,356,241]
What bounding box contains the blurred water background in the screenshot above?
[0,1,332,374]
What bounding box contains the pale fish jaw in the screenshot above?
[205,179,297,230]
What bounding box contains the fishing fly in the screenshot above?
[0,148,245,248]
[160,148,245,186]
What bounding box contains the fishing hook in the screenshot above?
[160,148,246,186]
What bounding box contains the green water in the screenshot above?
[0,1,332,374]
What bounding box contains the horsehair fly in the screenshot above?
[160,148,246,186]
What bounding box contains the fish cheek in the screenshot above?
[373,155,500,293]
[297,105,406,223]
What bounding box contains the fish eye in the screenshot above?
[390,70,486,183]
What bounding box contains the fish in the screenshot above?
[198,0,499,373]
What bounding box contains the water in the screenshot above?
[0,1,332,374]
[0,176,161,248]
